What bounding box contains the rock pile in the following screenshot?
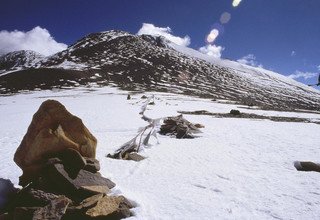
[0,100,133,220]
[160,114,203,139]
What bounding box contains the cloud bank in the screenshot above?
[137,23,191,47]
[0,26,67,56]
[199,44,224,58]
[287,71,318,80]
[237,54,263,68]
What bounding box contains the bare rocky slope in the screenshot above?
[0,30,319,111]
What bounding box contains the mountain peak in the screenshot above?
[0,50,45,73]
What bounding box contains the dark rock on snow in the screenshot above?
[160,114,203,139]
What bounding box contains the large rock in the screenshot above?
[14,100,97,185]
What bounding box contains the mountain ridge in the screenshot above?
[0,30,319,111]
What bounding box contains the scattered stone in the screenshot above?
[127,94,131,100]
[230,109,241,115]
[294,161,320,172]
[14,99,97,186]
[32,196,71,220]
[125,153,145,162]
[160,114,202,139]
[194,123,205,128]
[85,195,133,219]
[141,95,147,99]
[83,157,100,173]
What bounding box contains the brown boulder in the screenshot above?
[14,100,97,183]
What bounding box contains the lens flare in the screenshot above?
[232,0,242,7]
[220,12,231,24]
[206,29,219,43]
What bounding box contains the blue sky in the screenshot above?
[1,0,319,85]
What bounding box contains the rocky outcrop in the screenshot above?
[14,99,97,185]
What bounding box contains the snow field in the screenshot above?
[0,87,319,219]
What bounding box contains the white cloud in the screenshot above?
[287,70,318,80]
[237,54,263,68]
[317,65,320,71]
[0,26,67,56]
[137,23,190,47]
[199,44,224,58]
[291,51,296,56]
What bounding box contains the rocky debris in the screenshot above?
[160,115,202,139]
[2,100,134,220]
[294,161,320,172]
[127,94,131,100]
[178,110,318,124]
[14,99,97,186]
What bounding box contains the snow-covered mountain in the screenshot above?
[0,30,319,111]
[0,50,44,75]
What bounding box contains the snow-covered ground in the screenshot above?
[1,86,320,219]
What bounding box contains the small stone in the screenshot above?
[230,109,241,115]
[85,195,133,219]
[83,157,100,173]
[75,194,104,210]
[126,153,145,162]
[32,196,71,220]
[80,185,110,195]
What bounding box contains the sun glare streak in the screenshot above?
[232,0,242,7]
[206,29,219,43]
[220,12,231,24]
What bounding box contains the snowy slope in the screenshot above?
[1,86,320,219]
[0,30,320,111]
[0,50,45,75]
